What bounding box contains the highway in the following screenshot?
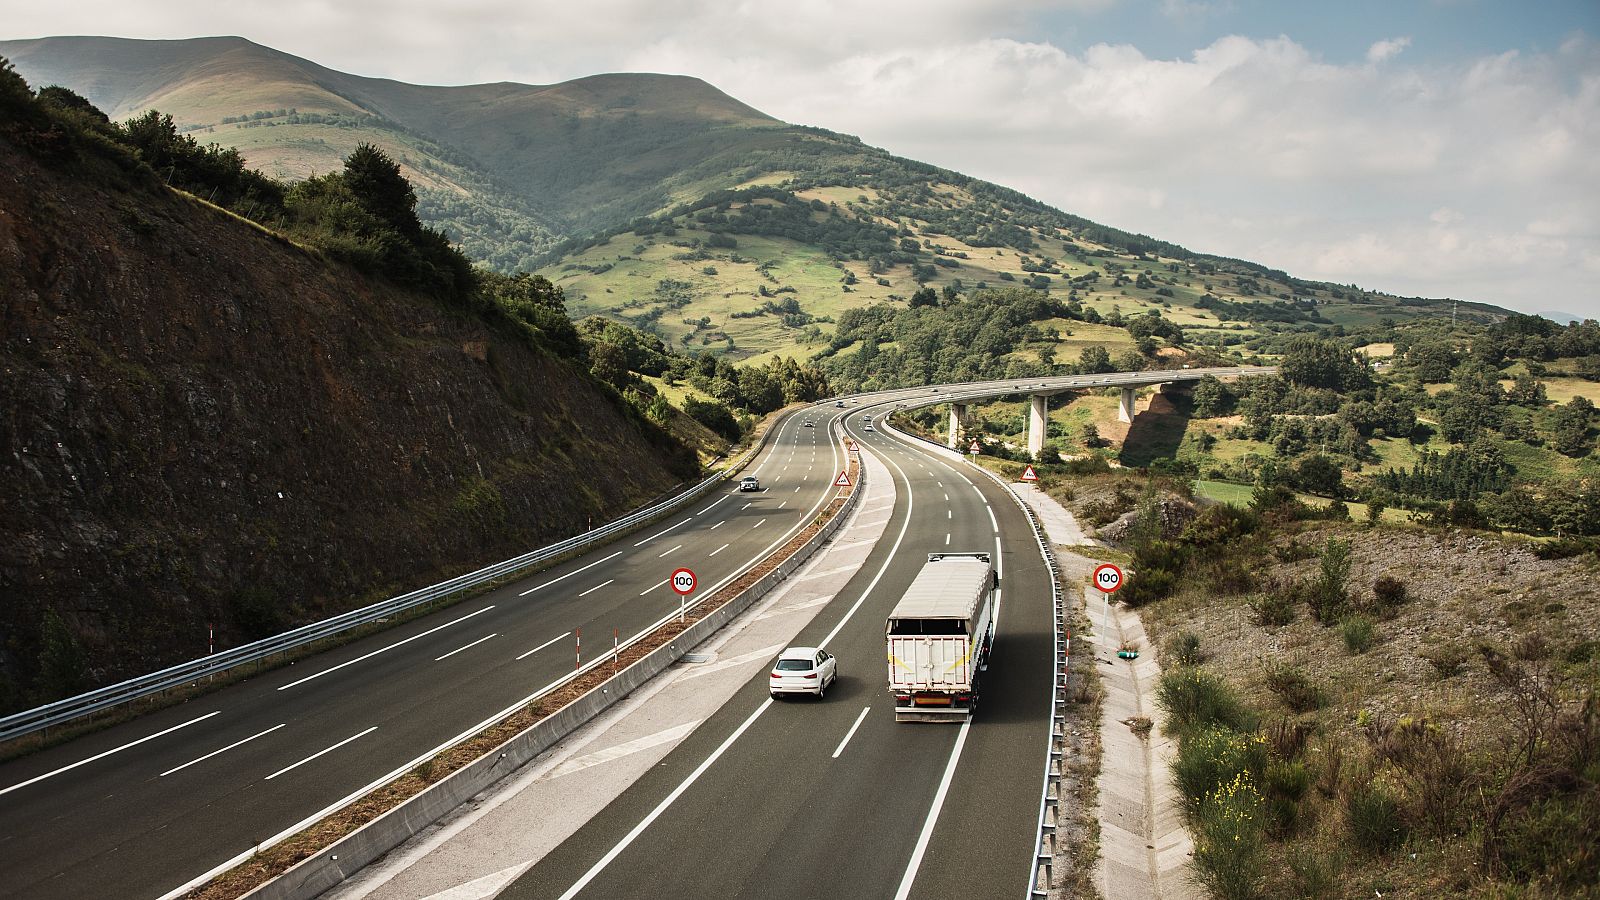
[0,403,856,900]
[0,367,1261,899]
[497,406,1054,900]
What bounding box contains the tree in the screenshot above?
[909,287,938,308]
[1292,454,1344,497]
[1279,336,1371,392]
[343,143,420,237]
[1113,349,1147,373]
[1549,396,1594,457]
[1081,422,1103,449]
[1191,376,1233,417]
[1507,372,1547,407]
[1079,345,1112,374]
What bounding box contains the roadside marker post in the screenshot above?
[575,628,582,671]
[1092,563,1124,635]
[671,567,696,623]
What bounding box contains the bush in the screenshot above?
[1191,772,1267,899]
[1247,590,1297,627]
[1174,727,1270,814]
[1157,667,1258,737]
[1340,615,1377,654]
[1347,780,1407,853]
[1309,537,1351,624]
[1166,630,1203,667]
[1264,662,1323,712]
[1421,644,1469,678]
[1371,575,1408,613]
[1263,758,1313,837]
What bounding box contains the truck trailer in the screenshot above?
[886,552,997,722]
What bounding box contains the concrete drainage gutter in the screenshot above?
[234,433,865,900]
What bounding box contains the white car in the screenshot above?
[863,424,875,431]
[739,476,761,492]
[769,646,838,699]
[803,420,814,428]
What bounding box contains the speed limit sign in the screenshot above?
[1092,563,1124,594]
[670,567,697,596]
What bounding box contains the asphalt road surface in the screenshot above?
[0,404,854,900]
[499,409,1054,900]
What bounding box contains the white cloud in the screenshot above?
[4,2,1597,317]
[1366,36,1411,64]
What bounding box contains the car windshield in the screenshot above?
[775,659,812,671]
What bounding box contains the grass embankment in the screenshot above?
[1043,472,1599,898]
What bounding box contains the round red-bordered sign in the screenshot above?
[1092,563,1124,593]
[670,567,697,596]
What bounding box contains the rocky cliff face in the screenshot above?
[0,138,696,712]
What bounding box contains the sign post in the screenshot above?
[671,566,697,623]
[1092,563,1124,635]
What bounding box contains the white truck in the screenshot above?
[886,552,997,722]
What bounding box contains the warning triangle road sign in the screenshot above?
[968,440,981,453]
[1021,465,1039,482]
[834,470,852,487]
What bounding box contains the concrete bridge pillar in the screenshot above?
[947,403,969,448]
[1028,394,1048,460]
[1118,387,1137,424]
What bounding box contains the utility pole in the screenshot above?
[1452,299,1458,329]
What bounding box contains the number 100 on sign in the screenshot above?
[1093,563,1123,593]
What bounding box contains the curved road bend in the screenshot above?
[501,403,1054,900]
[0,404,857,900]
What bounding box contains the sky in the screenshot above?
[4,0,1598,319]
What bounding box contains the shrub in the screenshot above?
[1421,644,1469,678]
[1347,779,1407,853]
[1247,589,1297,627]
[1286,846,1342,899]
[1340,615,1377,654]
[1309,537,1352,624]
[1372,575,1408,610]
[1174,726,1270,814]
[1166,630,1203,667]
[1191,772,1267,899]
[1264,662,1323,712]
[1157,667,1258,737]
[1263,758,1313,837]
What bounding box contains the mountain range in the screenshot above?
[0,35,1514,362]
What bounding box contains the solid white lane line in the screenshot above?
[578,579,614,598]
[633,518,691,547]
[893,719,974,900]
[517,632,572,659]
[554,700,773,900]
[549,721,702,778]
[709,543,730,556]
[697,495,730,515]
[264,726,377,780]
[519,551,623,596]
[435,633,497,661]
[658,544,682,558]
[277,606,496,691]
[0,710,222,797]
[831,707,872,759]
[711,521,725,530]
[160,723,286,778]
[988,505,1000,533]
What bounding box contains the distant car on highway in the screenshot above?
[739,476,761,492]
[770,646,837,699]
[804,420,814,427]
[835,400,845,407]
[864,424,875,431]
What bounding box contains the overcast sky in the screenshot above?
[5,0,1598,319]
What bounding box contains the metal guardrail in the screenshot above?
[0,413,795,743]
